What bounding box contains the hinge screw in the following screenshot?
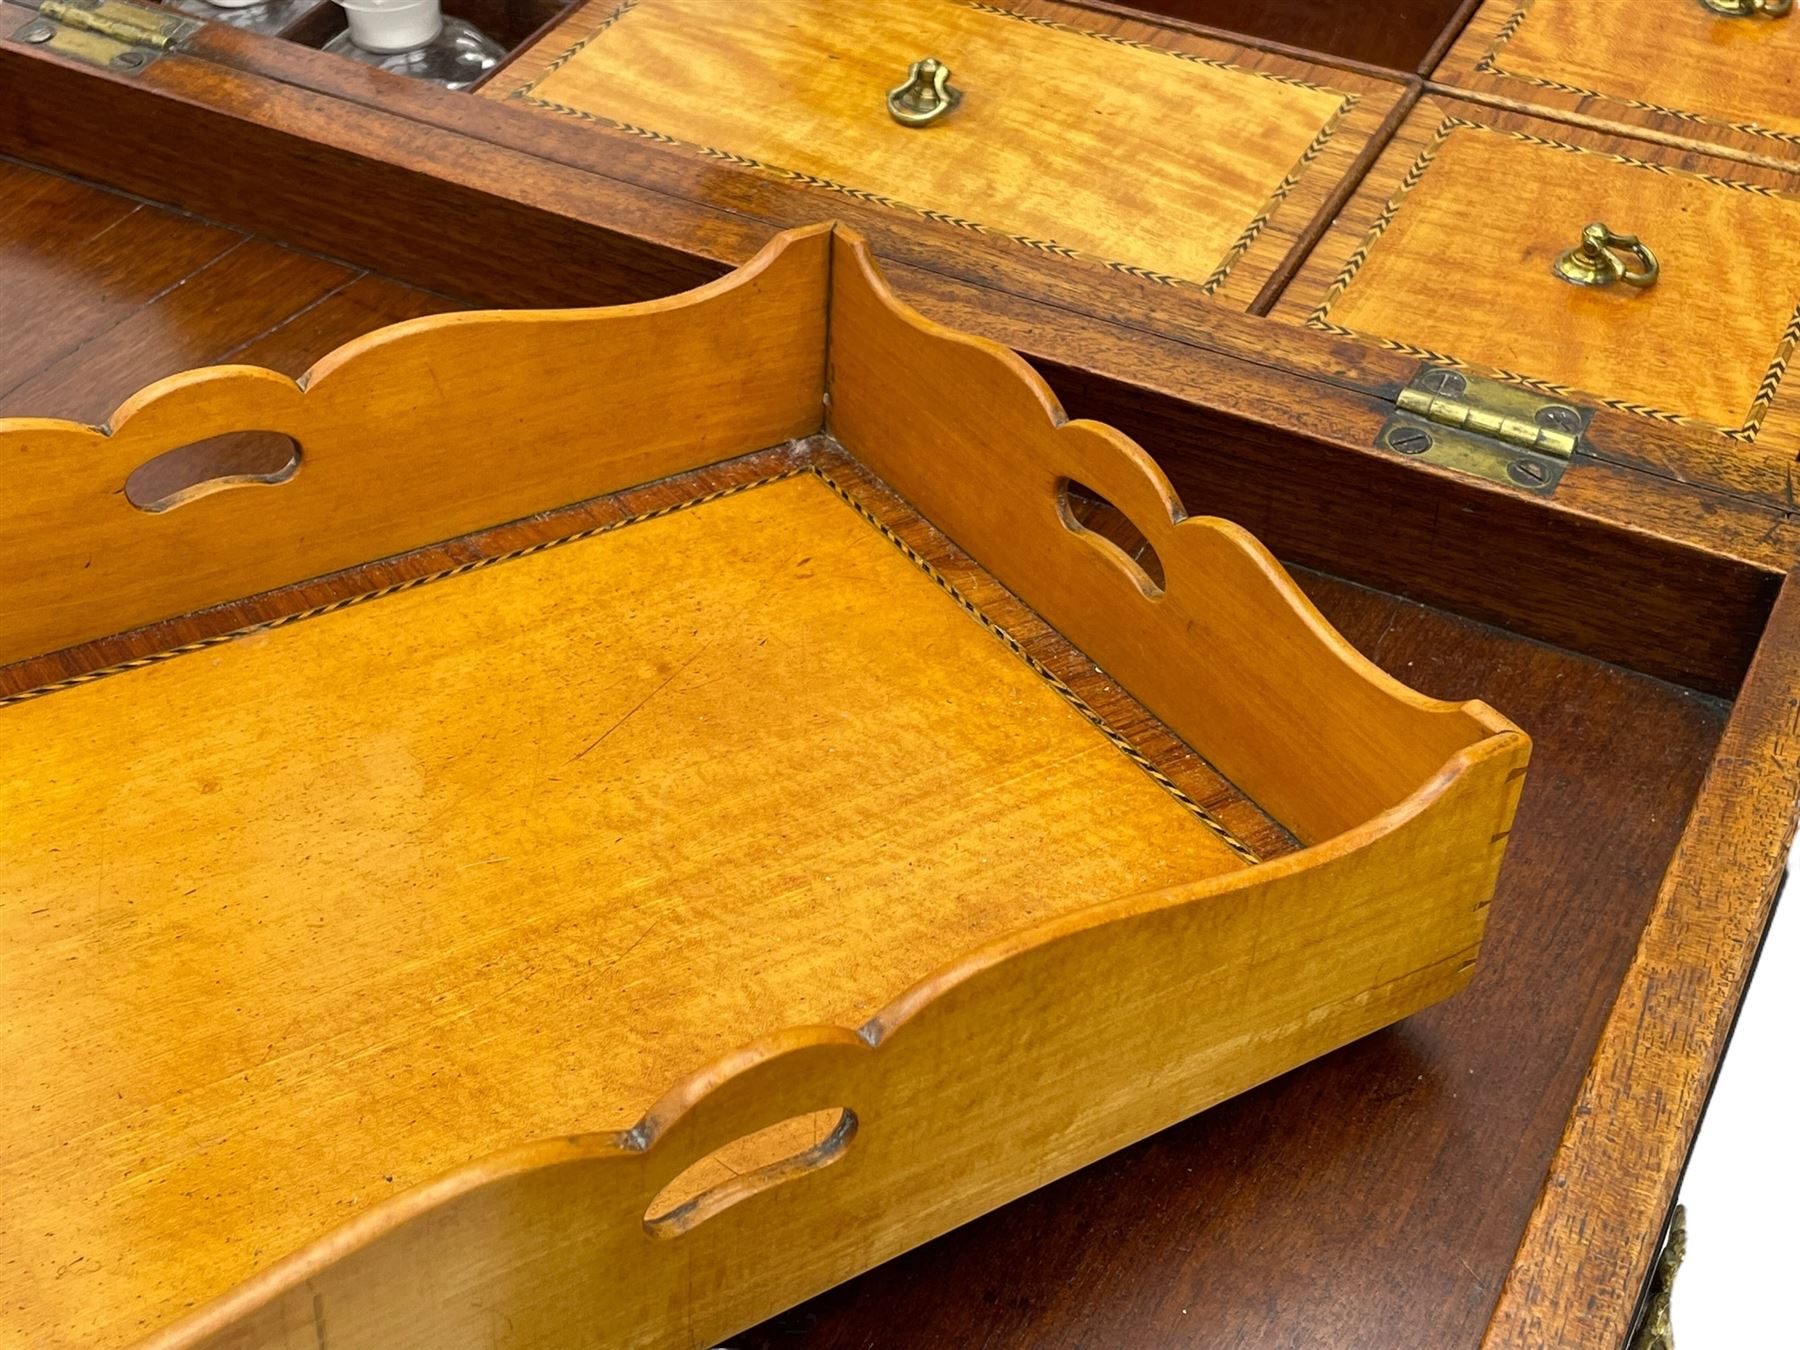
[1386,426,1433,456]
[1417,367,1467,397]
[1508,460,1551,487]
[18,20,55,41]
[110,48,148,69]
[1535,405,1582,434]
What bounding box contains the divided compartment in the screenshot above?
[480,0,1411,309]
[0,224,1526,1350]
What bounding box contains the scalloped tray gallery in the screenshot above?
[0,224,1528,1350]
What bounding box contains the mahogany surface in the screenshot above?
[0,157,1754,1348]
[0,159,456,420]
[1109,0,1469,70]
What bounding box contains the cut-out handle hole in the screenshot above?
[1057,479,1166,594]
[644,1107,857,1239]
[124,432,301,513]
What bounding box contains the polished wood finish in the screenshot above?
[1275,98,1800,467]
[828,231,1504,845]
[490,0,1405,308]
[744,564,1731,1349]
[1110,0,1473,70]
[0,225,1525,1350]
[1434,0,1800,170]
[0,43,1794,1348]
[0,164,457,423]
[3,451,1271,1348]
[3,13,1791,701]
[1484,568,1800,1349]
[0,223,828,664]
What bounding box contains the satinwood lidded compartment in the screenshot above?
[1435,0,1800,169]
[480,0,1405,308]
[1274,98,1800,470]
[0,224,1526,1350]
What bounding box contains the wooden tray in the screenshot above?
[0,224,1525,1350]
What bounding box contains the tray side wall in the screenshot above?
[0,225,830,666]
[823,230,1507,845]
[145,728,1527,1350]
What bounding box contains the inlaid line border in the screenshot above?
[1,462,1261,864]
[1468,1,1800,154]
[1304,115,1800,444]
[509,0,1360,296]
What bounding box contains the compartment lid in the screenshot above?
[1435,0,1800,169]
[1274,97,1800,489]
[483,0,1404,308]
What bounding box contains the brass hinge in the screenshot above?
[1377,367,1589,494]
[8,0,199,75]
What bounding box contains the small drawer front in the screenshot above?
[1437,0,1800,167]
[487,0,1399,306]
[1273,100,1800,462]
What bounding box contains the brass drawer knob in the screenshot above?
[1554,222,1659,290]
[1700,0,1790,16]
[887,57,961,127]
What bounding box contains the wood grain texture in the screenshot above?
[0,456,1269,1350]
[0,161,245,397]
[1433,0,1800,171]
[743,564,1731,1349]
[8,21,1797,683]
[15,13,1800,531]
[0,144,1777,1346]
[147,712,1515,1350]
[1484,568,1800,1349]
[1,238,356,421]
[1091,0,1470,69]
[489,0,1404,307]
[0,222,828,665]
[0,223,1525,1350]
[847,254,1797,698]
[1274,97,1800,470]
[17,149,1780,705]
[830,229,1517,845]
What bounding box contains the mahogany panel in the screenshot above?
[1485,570,1800,1348]
[0,162,242,396]
[0,163,455,497]
[1104,0,1468,70]
[3,240,352,422]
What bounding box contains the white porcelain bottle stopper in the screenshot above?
[335,0,444,53]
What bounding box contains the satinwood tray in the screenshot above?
[0,224,1527,1350]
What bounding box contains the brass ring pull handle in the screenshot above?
[887,57,961,127]
[1553,222,1660,289]
[1699,0,1790,16]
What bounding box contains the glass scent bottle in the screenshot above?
[324,0,506,92]
[161,0,331,36]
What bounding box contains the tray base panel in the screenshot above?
[1,447,1271,1350]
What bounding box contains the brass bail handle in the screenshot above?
[1553,221,1660,289]
[887,56,962,127]
[1700,0,1790,17]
